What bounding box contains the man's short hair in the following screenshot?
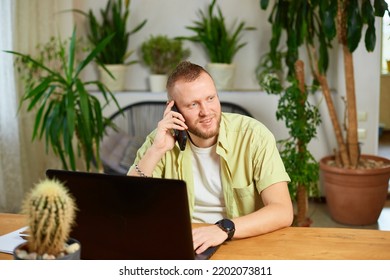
[166,61,212,94]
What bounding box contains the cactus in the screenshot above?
[21,178,77,256]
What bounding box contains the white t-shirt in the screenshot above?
[190,142,226,223]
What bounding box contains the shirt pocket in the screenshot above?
[232,182,262,215]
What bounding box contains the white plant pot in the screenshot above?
[149,74,168,92]
[206,63,236,91]
[98,64,127,92]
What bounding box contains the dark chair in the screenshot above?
[100,101,252,175]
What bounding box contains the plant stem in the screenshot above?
[338,0,359,167]
[294,60,309,226]
[308,45,350,167]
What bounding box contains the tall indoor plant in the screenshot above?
[260,0,390,225]
[176,0,255,90]
[259,59,321,226]
[140,34,190,92]
[74,0,147,91]
[6,28,120,172]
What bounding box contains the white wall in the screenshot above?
[75,0,268,90]
[74,0,382,157]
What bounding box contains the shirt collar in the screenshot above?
[216,113,229,157]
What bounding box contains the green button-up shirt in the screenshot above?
[130,113,290,219]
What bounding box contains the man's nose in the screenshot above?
[199,103,210,116]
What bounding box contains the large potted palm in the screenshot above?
[74,0,147,92]
[260,0,390,225]
[6,28,121,172]
[176,0,255,90]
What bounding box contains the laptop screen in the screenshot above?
[45,169,197,260]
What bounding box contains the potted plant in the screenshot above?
[259,59,321,226]
[13,178,79,260]
[6,28,121,172]
[260,0,390,225]
[140,34,191,92]
[74,0,147,91]
[176,0,255,90]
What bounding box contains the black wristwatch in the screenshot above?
[215,219,235,240]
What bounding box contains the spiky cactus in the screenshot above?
[22,178,77,256]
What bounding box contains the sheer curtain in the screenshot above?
[0,0,73,213]
[0,0,23,213]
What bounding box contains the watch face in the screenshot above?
[221,219,234,230]
[217,219,235,240]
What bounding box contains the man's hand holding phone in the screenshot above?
[152,101,188,153]
[171,104,188,151]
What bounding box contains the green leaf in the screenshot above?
[64,88,75,140]
[67,28,77,83]
[76,79,91,139]
[365,25,376,52]
[260,0,270,10]
[38,100,55,139]
[362,0,375,24]
[75,33,115,78]
[322,10,337,40]
[62,117,76,171]
[5,50,66,84]
[24,78,52,111]
[346,0,363,52]
[374,0,388,17]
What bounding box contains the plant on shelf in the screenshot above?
[6,28,121,172]
[14,179,79,260]
[140,34,191,92]
[73,0,147,91]
[259,59,321,226]
[259,0,390,225]
[176,0,255,90]
[140,35,191,75]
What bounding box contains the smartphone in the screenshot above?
[171,105,187,151]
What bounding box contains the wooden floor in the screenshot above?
[307,199,390,231]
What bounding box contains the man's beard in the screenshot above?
[188,113,221,140]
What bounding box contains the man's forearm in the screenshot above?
[232,202,293,239]
[233,182,293,238]
[127,146,165,177]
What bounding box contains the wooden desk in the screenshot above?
[1,213,390,260]
[0,213,26,260]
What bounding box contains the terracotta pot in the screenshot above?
[320,155,390,225]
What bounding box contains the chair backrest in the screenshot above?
[100,101,252,175]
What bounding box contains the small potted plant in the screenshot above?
[13,179,79,260]
[74,0,147,91]
[140,34,190,92]
[176,0,255,90]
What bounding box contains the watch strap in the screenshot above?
[215,218,235,240]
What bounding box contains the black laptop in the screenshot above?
[45,169,218,260]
